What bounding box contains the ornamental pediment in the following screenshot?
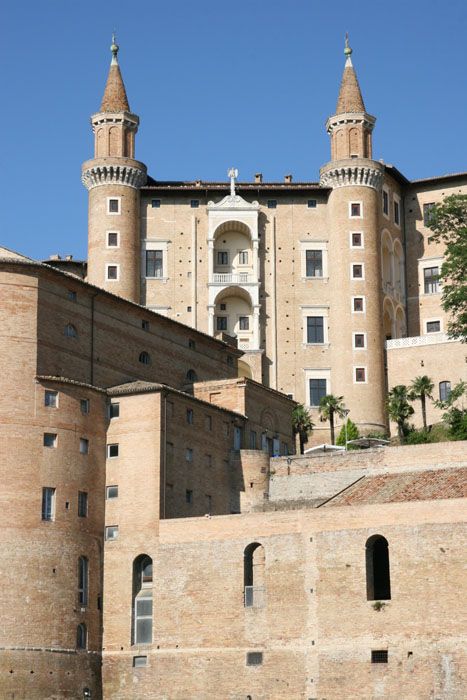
[207,194,259,211]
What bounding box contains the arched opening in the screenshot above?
[65,323,78,338]
[366,535,391,601]
[132,554,153,645]
[393,240,405,299]
[214,287,254,350]
[213,221,253,283]
[381,231,394,293]
[395,306,406,339]
[244,542,265,607]
[186,369,197,383]
[383,298,395,341]
[237,360,252,379]
[76,623,87,650]
[139,351,151,365]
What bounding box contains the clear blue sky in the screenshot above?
[1,0,466,260]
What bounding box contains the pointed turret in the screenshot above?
[324,36,376,162]
[100,36,130,112]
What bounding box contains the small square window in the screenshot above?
[108,199,119,213]
[188,338,196,349]
[107,444,119,458]
[187,306,192,312]
[43,433,57,448]
[151,199,161,208]
[105,525,119,540]
[142,319,150,331]
[371,650,388,664]
[354,333,365,348]
[107,232,118,247]
[307,199,317,208]
[80,399,90,415]
[186,409,194,424]
[133,655,147,668]
[246,652,263,666]
[78,491,88,517]
[426,320,441,333]
[351,232,362,248]
[186,448,193,462]
[216,316,228,331]
[109,403,120,419]
[106,485,118,499]
[355,367,366,383]
[352,264,363,279]
[68,290,77,302]
[190,200,199,208]
[106,265,118,281]
[220,303,227,311]
[267,200,277,209]
[80,438,89,455]
[186,489,193,504]
[42,487,56,521]
[44,390,58,408]
[350,202,361,217]
[353,297,365,312]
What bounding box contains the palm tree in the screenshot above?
[409,375,434,430]
[387,385,414,441]
[292,404,314,454]
[319,395,346,445]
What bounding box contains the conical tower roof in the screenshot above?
[100,35,130,112]
[335,36,366,113]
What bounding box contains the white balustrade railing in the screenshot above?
[211,272,254,284]
[386,333,457,350]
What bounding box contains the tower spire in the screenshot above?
[336,35,365,114]
[100,34,130,112]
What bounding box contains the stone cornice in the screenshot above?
[81,161,147,190]
[320,159,384,190]
[325,111,376,135]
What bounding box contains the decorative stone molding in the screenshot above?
[207,194,259,211]
[386,333,458,350]
[320,163,383,190]
[82,163,147,190]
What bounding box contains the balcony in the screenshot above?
[386,332,457,350]
[211,272,256,285]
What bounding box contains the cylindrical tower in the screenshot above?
[320,38,387,434]
[82,37,146,303]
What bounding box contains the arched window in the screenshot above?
[139,351,151,365]
[76,623,87,649]
[65,323,78,338]
[366,535,391,601]
[439,381,451,402]
[78,556,89,606]
[132,554,153,645]
[186,369,197,383]
[244,543,265,608]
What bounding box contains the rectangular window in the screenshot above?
[350,202,361,217]
[423,266,439,294]
[107,232,118,247]
[107,443,119,458]
[426,320,441,333]
[78,556,89,605]
[267,200,277,209]
[109,402,120,419]
[186,408,194,424]
[423,202,435,226]
[43,432,57,448]
[309,378,327,406]
[134,598,153,643]
[106,264,118,281]
[394,199,400,225]
[354,333,365,348]
[106,485,118,499]
[41,487,55,521]
[217,251,229,265]
[44,390,58,408]
[78,491,88,517]
[239,316,249,330]
[305,250,323,278]
[353,296,365,313]
[216,316,227,331]
[307,199,317,208]
[190,199,199,208]
[382,190,389,215]
[108,198,119,214]
[238,250,249,265]
[205,415,212,431]
[142,319,150,331]
[146,250,163,278]
[351,232,363,248]
[352,263,364,279]
[246,652,263,666]
[79,438,89,455]
[151,199,161,208]
[205,454,212,467]
[371,650,388,664]
[105,525,119,540]
[249,430,257,449]
[68,290,77,302]
[220,303,227,311]
[188,338,196,349]
[355,367,366,382]
[306,316,324,344]
[80,399,89,415]
[186,489,193,504]
[133,656,148,668]
[439,381,451,402]
[185,448,193,462]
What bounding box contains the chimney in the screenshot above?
[255,173,263,184]
[284,174,293,183]
[49,254,61,260]
[65,255,73,261]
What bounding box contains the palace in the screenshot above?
[0,38,466,700]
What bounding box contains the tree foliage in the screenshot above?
[428,194,467,341]
[434,380,467,440]
[409,375,434,431]
[335,418,359,448]
[387,385,414,442]
[319,395,347,445]
[292,403,314,454]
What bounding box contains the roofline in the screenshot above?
[143,179,329,193]
[409,171,467,186]
[0,257,242,357]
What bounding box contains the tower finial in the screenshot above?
[110,32,119,65]
[344,33,352,58]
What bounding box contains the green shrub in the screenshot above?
[336,419,359,448]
